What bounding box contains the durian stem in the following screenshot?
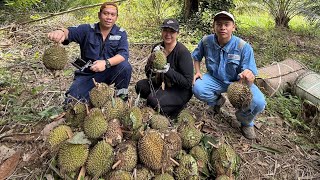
[77,166,86,180]
[92,78,98,86]
[133,168,137,180]
[195,121,204,129]
[170,157,180,166]
[207,141,219,149]
[112,160,122,169]
[85,104,90,115]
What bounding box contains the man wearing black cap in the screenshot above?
[192,11,266,139]
[135,18,193,118]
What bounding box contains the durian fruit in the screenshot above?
[164,130,182,157]
[42,45,68,70]
[114,141,138,171]
[177,109,196,126]
[178,123,202,149]
[174,154,198,180]
[58,143,89,172]
[189,145,210,176]
[106,170,132,180]
[141,106,155,123]
[153,49,167,70]
[216,175,231,180]
[128,125,145,141]
[90,82,114,108]
[135,166,153,180]
[103,97,126,120]
[211,143,239,176]
[105,119,123,146]
[138,130,164,171]
[83,108,108,139]
[65,101,87,128]
[123,106,143,130]
[227,82,252,109]
[154,173,175,180]
[150,114,170,131]
[187,175,200,180]
[47,125,72,150]
[162,130,182,172]
[86,140,114,177]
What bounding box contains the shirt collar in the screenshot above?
[94,23,118,35]
[213,34,235,53]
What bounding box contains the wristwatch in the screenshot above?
[105,59,111,68]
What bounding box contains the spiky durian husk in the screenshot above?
[86,141,114,177]
[177,109,196,125]
[189,145,210,176]
[103,97,126,120]
[211,143,238,176]
[114,141,138,171]
[136,166,153,180]
[138,130,164,171]
[227,82,252,109]
[178,123,202,149]
[153,50,167,70]
[58,143,89,172]
[106,170,132,180]
[42,45,68,70]
[65,102,87,128]
[105,119,123,146]
[90,82,114,108]
[141,106,155,123]
[174,154,198,180]
[83,108,108,139]
[47,125,72,150]
[154,173,175,180]
[123,106,142,130]
[150,114,170,131]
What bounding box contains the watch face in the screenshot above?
[106,60,111,68]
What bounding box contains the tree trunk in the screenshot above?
[275,15,290,29]
[184,0,199,20]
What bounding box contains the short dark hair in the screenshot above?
[100,2,118,15]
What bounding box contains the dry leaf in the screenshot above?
[0,151,21,180]
[0,145,15,164]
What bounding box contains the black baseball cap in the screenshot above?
[160,18,179,32]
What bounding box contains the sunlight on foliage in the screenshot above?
[118,0,180,43]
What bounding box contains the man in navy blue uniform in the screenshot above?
[48,2,131,103]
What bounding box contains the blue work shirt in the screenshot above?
[64,23,129,62]
[192,34,258,84]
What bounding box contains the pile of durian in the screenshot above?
[46,79,240,180]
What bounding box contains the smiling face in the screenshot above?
[98,5,118,30]
[213,15,236,44]
[161,27,178,45]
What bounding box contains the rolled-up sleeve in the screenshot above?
[241,44,258,76]
[192,38,205,62]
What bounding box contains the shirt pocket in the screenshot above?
[85,39,100,60]
[205,56,219,74]
[226,59,240,80]
[108,40,120,55]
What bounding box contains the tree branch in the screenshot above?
[0,0,126,31]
